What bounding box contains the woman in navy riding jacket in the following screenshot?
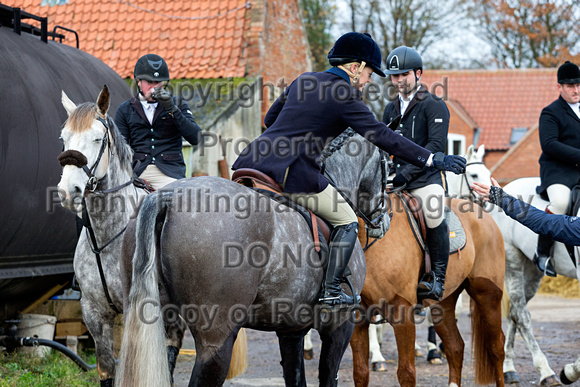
[232,32,466,308]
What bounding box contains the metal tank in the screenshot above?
[0,7,132,315]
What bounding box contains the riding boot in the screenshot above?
[319,221,361,308]
[417,220,449,302]
[533,208,556,277]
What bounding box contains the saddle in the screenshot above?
[231,168,331,251]
[397,191,467,272]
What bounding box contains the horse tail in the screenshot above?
[226,328,248,379]
[116,192,171,387]
[470,296,499,385]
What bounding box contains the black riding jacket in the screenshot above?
[382,87,450,190]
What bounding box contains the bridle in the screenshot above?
[322,149,393,252]
[57,115,134,314]
[458,161,485,203]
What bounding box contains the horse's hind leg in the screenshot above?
[277,329,309,387]
[431,290,464,386]
[505,247,557,384]
[318,319,355,387]
[189,328,239,386]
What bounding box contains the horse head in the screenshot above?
[322,129,387,230]
[447,144,491,202]
[57,85,131,212]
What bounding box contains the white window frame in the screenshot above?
[447,133,466,156]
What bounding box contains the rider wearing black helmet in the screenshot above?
[383,46,451,301]
[535,61,580,277]
[115,54,201,189]
[232,33,466,308]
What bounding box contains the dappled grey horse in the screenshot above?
[115,129,393,386]
[492,177,579,386]
[56,86,185,386]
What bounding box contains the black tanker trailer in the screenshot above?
[0,5,131,320]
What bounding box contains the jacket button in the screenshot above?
[152,145,155,149]
[152,157,156,161]
[150,128,154,132]
[397,164,400,168]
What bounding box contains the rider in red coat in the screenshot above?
[232,32,466,308]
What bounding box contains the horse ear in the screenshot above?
[466,144,474,159]
[476,144,485,159]
[96,85,110,117]
[61,91,77,116]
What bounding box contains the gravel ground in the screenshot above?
[174,293,580,386]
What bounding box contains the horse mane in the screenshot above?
[65,102,133,171]
[320,127,357,160]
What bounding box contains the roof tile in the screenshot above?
[6,0,249,79]
[421,69,558,150]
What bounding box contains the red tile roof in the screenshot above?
[421,69,559,150]
[7,0,250,79]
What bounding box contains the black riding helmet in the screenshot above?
[134,54,170,82]
[557,61,580,84]
[385,46,423,75]
[327,32,386,77]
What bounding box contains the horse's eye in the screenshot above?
[95,138,102,142]
[471,174,478,179]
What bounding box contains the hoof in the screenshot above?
[504,371,520,384]
[540,374,562,386]
[427,348,442,365]
[303,348,313,360]
[438,342,446,359]
[415,348,424,358]
[561,369,575,385]
[372,361,387,372]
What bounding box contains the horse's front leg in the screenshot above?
[350,315,371,387]
[277,329,309,387]
[389,301,416,387]
[80,298,116,387]
[318,318,354,387]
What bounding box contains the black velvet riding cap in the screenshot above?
[557,61,580,84]
[327,32,386,77]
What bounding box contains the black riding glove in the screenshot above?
[392,173,408,187]
[152,88,179,114]
[432,152,466,174]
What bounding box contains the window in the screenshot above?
[447,133,466,155]
[510,127,527,146]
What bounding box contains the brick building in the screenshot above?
[8,0,313,175]
[421,69,559,184]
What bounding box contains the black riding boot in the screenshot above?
[417,220,449,301]
[319,222,360,308]
[534,232,556,277]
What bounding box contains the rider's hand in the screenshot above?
[392,174,408,187]
[152,88,179,114]
[432,152,466,174]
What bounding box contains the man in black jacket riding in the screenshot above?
[383,46,451,301]
[115,54,201,189]
[535,61,580,277]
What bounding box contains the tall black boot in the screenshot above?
[534,232,556,277]
[319,222,360,308]
[417,220,449,301]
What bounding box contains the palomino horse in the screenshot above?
[366,144,491,372]
[350,160,506,385]
[115,129,384,386]
[56,86,188,385]
[492,177,578,386]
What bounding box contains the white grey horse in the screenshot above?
[366,144,488,372]
[57,86,185,386]
[492,177,579,386]
[561,356,580,385]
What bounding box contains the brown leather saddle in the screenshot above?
[231,168,331,251]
